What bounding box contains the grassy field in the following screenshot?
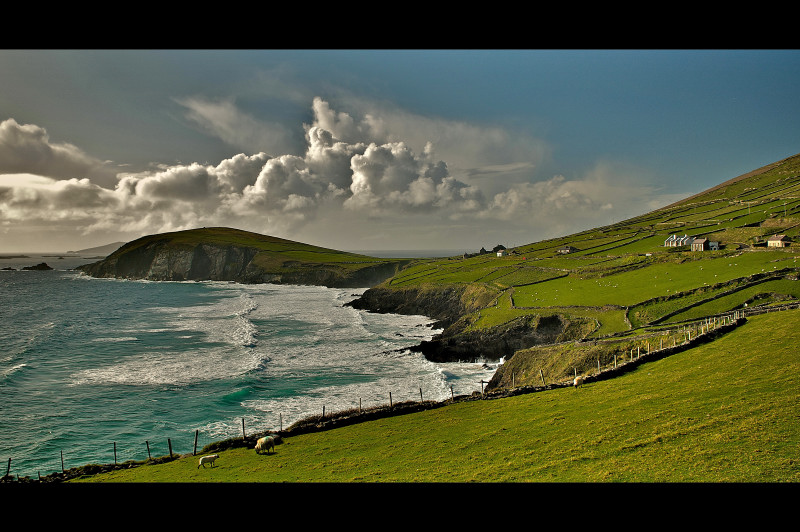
[370,154,800,338]
[74,308,800,483]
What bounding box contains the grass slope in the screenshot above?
[377,153,800,339]
[75,308,800,483]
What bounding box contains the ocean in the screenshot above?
[0,253,498,479]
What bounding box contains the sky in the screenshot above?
[1,49,799,253]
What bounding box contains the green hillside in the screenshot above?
[379,153,800,343]
[104,226,396,271]
[72,308,800,483]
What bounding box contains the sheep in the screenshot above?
[573,375,585,389]
[197,454,219,468]
[255,435,275,454]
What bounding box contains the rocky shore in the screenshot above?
[347,284,594,363]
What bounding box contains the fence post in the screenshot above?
[242,418,246,439]
[280,413,283,432]
[389,392,393,408]
[61,450,64,472]
[5,457,10,478]
[540,369,545,385]
[146,441,151,460]
[193,430,199,456]
[419,387,423,402]
[113,442,117,465]
[450,385,454,401]
[168,438,173,458]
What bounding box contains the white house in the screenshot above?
[665,234,694,247]
[768,234,790,247]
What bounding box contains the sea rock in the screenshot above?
[22,263,53,270]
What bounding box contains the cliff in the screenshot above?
[77,227,408,288]
[347,283,594,363]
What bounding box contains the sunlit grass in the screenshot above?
[76,309,800,483]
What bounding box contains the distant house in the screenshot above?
[497,249,508,257]
[492,244,506,253]
[665,234,694,247]
[558,245,577,254]
[691,238,708,251]
[768,234,790,248]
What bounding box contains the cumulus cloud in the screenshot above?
[318,95,553,187]
[0,98,662,251]
[0,118,119,187]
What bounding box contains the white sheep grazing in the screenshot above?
[197,454,219,468]
[573,375,585,389]
[255,436,275,454]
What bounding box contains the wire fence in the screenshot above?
[5,301,798,482]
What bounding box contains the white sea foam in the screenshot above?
[1,362,27,380]
[7,276,503,474]
[69,347,264,386]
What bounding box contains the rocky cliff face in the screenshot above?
[410,314,593,363]
[78,241,257,282]
[347,284,592,363]
[78,241,404,288]
[346,284,494,329]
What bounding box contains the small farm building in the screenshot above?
[768,234,790,248]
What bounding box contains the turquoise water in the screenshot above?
[0,257,499,478]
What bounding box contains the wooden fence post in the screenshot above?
[540,369,545,385]
[193,430,199,456]
[389,392,393,407]
[450,385,454,401]
[146,441,151,460]
[61,450,64,472]
[5,457,10,478]
[242,418,246,439]
[113,442,117,465]
[168,438,173,458]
